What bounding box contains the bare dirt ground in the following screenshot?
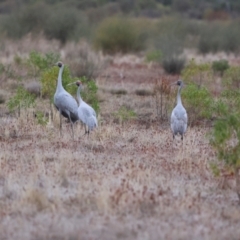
[0,40,240,240]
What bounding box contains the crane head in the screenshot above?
[56,61,63,68]
[76,81,82,87]
[177,80,183,86]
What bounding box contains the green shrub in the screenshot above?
[181,83,213,125]
[210,100,240,201]
[41,65,76,99]
[181,59,213,88]
[79,76,99,114]
[222,66,240,90]
[94,17,146,54]
[7,86,36,116]
[26,51,60,79]
[212,59,229,76]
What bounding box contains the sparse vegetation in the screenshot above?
[7,85,36,116]
[114,105,136,125]
[212,59,229,76]
[0,1,240,239]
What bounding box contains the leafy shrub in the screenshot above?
[181,83,213,125]
[94,17,146,54]
[181,59,213,90]
[26,51,60,80]
[79,76,99,114]
[222,66,240,90]
[41,65,76,99]
[212,59,229,76]
[7,86,36,116]
[210,99,240,201]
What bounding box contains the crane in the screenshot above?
[68,80,98,135]
[170,80,188,140]
[54,61,79,138]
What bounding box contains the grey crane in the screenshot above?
[68,80,98,135]
[54,61,79,138]
[170,80,188,140]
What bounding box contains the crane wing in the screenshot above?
[54,91,78,116]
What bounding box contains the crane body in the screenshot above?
[171,80,188,140]
[68,81,98,135]
[54,62,79,138]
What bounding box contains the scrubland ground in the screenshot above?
[0,40,240,240]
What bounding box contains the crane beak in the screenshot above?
[170,82,178,86]
[67,82,76,86]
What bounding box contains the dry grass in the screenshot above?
[0,37,240,239]
[0,110,239,240]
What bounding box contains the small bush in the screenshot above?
[162,56,185,74]
[110,89,127,95]
[222,66,240,90]
[114,106,136,125]
[7,86,36,116]
[181,59,213,89]
[181,83,213,125]
[210,100,240,201]
[94,17,146,54]
[135,89,153,96]
[212,59,229,76]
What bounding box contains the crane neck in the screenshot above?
[177,85,182,105]
[77,86,82,105]
[57,65,64,91]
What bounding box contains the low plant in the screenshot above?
[34,111,48,126]
[212,59,229,76]
[162,56,185,75]
[181,59,214,90]
[181,83,213,125]
[210,100,240,201]
[153,77,172,121]
[7,86,36,116]
[114,106,136,125]
[26,51,60,80]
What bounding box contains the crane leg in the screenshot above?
[59,111,62,137]
[71,121,74,139]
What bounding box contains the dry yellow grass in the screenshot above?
[0,37,240,239]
